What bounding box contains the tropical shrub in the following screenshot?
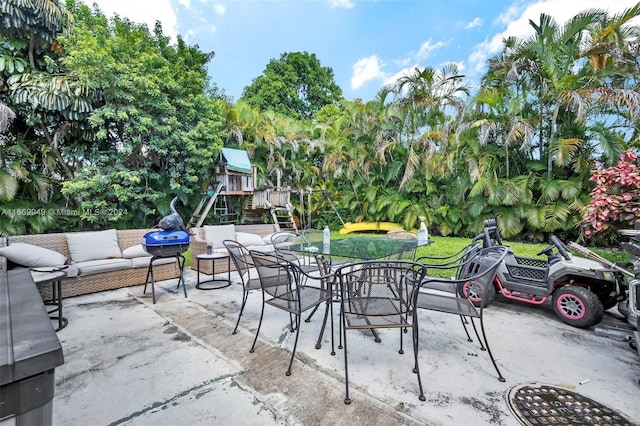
[583,150,640,239]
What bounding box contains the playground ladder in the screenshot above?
[213,195,240,224]
[271,204,297,232]
[187,181,225,228]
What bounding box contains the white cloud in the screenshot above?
[394,56,412,67]
[416,39,447,60]
[214,4,226,15]
[184,28,196,42]
[79,0,179,40]
[328,0,354,9]
[351,55,385,90]
[178,0,190,8]
[465,17,483,29]
[468,0,640,75]
[383,66,416,88]
[444,61,465,73]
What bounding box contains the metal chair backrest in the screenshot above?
[249,250,297,299]
[223,239,252,272]
[416,239,482,285]
[419,245,508,309]
[336,260,426,327]
[271,231,304,262]
[385,230,418,260]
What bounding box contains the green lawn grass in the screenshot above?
[417,236,547,259]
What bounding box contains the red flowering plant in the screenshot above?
[583,149,640,239]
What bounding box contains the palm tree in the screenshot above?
[388,65,469,189]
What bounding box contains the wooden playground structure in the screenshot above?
[187,148,300,231]
[188,147,394,233]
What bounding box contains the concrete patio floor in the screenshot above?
[51,268,640,425]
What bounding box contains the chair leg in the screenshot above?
[480,317,505,382]
[341,309,351,404]
[459,315,474,342]
[315,307,328,349]
[305,304,320,323]
[337,300,343,350]
[250,293,266,353]
[412,312,426,401]
[232,288,249,335]
[329,298,335,356]
[289,312,296,332]
[469,318,486,351]
[286,313,302,376]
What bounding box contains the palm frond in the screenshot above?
[553,137,583,166]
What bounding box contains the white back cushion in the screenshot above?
[0,243,67,267]
[203,224,236,249]
[66,229,122,263]
[121,244,149,258]
[235,232,266,247]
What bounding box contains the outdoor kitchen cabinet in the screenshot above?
[0,268,64,425]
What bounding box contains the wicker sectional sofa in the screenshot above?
[0,229,182,298]
[189,223,278,275]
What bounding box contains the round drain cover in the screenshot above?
[507,383,634,426]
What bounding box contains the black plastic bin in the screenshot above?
[0,269,64,425]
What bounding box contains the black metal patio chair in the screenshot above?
[413,245,509,382]
[222,239,262,335]
[334,259,427,404]
[248,250,334,376]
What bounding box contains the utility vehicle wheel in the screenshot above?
[458,279,495,307]
[552,286,604,328]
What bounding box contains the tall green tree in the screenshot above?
[0,0,88,235]
[241,51,343,120]
[59,1,224,228]
[467,5,640,238]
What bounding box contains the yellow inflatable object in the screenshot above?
[339,221,404,235]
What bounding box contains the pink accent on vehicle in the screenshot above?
[555,293,586,320]
[494,277,548,305]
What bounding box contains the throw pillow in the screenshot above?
[262,233,277,245]
[121,244,149,258]
[0,243,67,267]
[203,224,236,249]
[235,232,266,247]
[66,229,122,263]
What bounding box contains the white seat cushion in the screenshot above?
[74,258,132,276]
[29,264,79,278]
[131,256,177,269]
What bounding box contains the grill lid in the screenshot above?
[142,230,190,247]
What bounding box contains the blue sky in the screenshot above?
[80,0,639,102]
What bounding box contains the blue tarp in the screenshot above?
[221,148,252,173]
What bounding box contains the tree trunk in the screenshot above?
[42,125,74,180]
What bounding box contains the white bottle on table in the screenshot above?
[417,218,428,246]
[323,226,331,250]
